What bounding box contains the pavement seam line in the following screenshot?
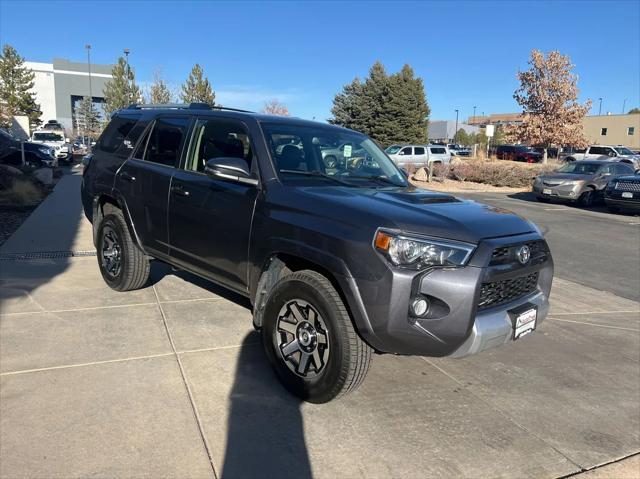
[0,296,224,317]
[421,357,584,472]
[547,317,640,331]
[556,451,640,479]
[549,310,640,316]
[152,284,219,479]
[0,352,175,376]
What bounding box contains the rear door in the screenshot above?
[168,116,259,291]
[115,115,191,257]
[413,146,427,166]
[428,146,450,164]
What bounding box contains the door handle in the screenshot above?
[171,185,190,197]
[120,171,136,182]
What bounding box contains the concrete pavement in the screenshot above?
[0,174,639,478]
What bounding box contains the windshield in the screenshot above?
[557,163,600,175]
[33,132,63,142]
[385,145,402,155]
[262,123,407,187]
[615,147,634,155]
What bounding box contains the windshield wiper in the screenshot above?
[347,175,404,187]
[279,169,354,186]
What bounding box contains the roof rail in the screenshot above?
[125,103,253,113]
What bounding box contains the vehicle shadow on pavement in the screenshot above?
[506,191,620,213]
[221,333,313,479]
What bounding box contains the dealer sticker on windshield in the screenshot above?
[513,308,537,340]
[343,145,352,158]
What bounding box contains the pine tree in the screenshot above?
[103,57,142,118]
[74,96,101,136]
[329,61,429,146]
[181,64,215,104]
[148,71,172,104]
[0,44,42,129]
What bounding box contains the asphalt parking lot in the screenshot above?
[0,173,638,478]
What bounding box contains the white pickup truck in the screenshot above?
[31,129,73,164]
[563,145,640,169]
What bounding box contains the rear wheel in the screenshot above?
[261,270,372,403]
[97,210,150,291]
[578,188,595,207]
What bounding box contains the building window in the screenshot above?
[600,128,607,136]
[628,127,635,136]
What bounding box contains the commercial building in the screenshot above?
[428,120,480,143]
[24,58,114,133]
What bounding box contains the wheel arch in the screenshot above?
[92,193,143,251]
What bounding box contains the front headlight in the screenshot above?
[561,180,580,186]
[374,230,475,269]
[38,146,51,155]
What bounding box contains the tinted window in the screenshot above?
[97,116,139,153]
[430,147,447,154]
[615,164,634,174]
[400,147,412,155]
[143,117,189,167]
[589,146,604,155]
[186,118,254,173]
[414,147,425,155]
[114,119,147,159]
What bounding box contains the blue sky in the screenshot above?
[1,0,638,122]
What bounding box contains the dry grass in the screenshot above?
[0,178,46,207]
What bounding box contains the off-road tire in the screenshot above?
[96,210,150,291]
[262,269,372,403]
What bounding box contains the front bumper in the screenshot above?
[351,232,553,358]
[533,182,583,200]
[604,197,640,211]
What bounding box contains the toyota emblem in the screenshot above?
[516,245,531,265]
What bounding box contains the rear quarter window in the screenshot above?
[96,115,141,154]
[430,147,446,154]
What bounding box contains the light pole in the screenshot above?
[454,109,459,144]
[85,44,92,151]
[622,99,627,114]
[598,97,602,116]
[124,48,130,91]
[473,106,477,124]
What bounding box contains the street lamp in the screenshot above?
[85,44,92,151]
[124,48,130,84]
[598,97,602,116]
[454,109,459,144]
[473,106,477,124]
[622,99,627,114]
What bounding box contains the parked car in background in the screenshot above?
[82,103,553,403]
[562,145,640,169]
[533,160,635,206]
[496,145,543,163]
[31,129,72,163]
[386,144,451,168]
[604,174,640,213]
[41,119,65,131]
[531,147,559,159]
[447,144,471,156]
[0,129,57,168]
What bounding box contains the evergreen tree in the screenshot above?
[103,57,142,118]
[329,61,429,146]
[148,71,172,104]
[0,44,42,129]
[455,129,471,145]
[628,108,640,114]
[74,96,101,136]
[181,64,215,104]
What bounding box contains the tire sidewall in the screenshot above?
[262,276,347,402]
[96,214,128,289]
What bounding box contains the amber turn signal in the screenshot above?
[374,231,392,251]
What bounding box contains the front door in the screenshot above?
[168,117,259,291]
[116,116,191,257]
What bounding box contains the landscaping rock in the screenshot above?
[31,168,53,186]
[0,164,24,177]
[413,167,429,182]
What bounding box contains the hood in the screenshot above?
[291,185,536,243]
[539,173,593,183]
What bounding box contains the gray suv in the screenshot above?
[81,103,554,403]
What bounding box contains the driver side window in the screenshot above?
[399,147,412,156]
[186,118,254,173]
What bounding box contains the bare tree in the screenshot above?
[508,50,591,163]
[262,99,290,116]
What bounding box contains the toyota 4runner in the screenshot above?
[81,103,554,403]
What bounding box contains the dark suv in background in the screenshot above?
[81,104,554,403]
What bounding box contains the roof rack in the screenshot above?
[125,103,253,113]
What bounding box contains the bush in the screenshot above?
[421,159,557,188]
[0,177,45,206]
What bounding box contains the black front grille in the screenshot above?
[490,240,547,266]
[478,272,539,310]
[615,180,640,192]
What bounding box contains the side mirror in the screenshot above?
[204,157,258,186]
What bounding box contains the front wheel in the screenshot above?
[578,189,595,207]
[261,270,372,403]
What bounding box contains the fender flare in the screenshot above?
[92,193,144,251]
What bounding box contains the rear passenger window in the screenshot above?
[430,147,446,154]
[414,147,425,155]
[97,116,140,153]
[142,117,190,167]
